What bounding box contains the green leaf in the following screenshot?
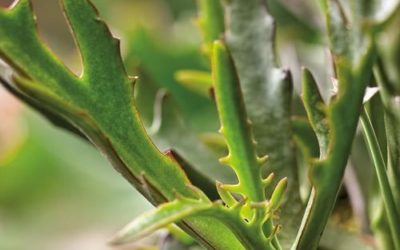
[0,0,193,201]
[225,0,297,193]
[0,2,247,249]
[212,40,267,203]
[212,40,288,249]
[269,178,288,212]
[224,2,303,246]
[301,68,329,157]
[360,107,400,250]
[292,1,377,248]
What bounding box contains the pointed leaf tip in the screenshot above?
[262,173,275,187]
[110,198,212,246]
[302,68,324,106]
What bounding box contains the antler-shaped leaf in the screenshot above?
[223,1,302,246]
[225,0,298,196]
[293,1,381,248]
[212,40,287,249]
[0,1,250,249]
[212,41,267,202]
[0,0,193,200]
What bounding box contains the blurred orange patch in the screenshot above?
[0,87,25,163]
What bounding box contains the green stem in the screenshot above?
[361,108,400,250]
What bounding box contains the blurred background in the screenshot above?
[0,0,373,249]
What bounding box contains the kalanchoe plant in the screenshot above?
[1,0,400,249]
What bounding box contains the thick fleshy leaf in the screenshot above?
[224,0,303,247]
[212,41,266,202]
[293,0,378,248]
[0,2,246,249]
[212,41,288,248]
[225,0,297,194]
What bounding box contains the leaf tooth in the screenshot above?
[218,126,224,135]
[216,182,237,207]
[129,76,139,95]
[112,36,121,48]
[219,154,232,165]
[257,154,269,166]
[262,173,275,188]
[219,183,241,193]
[129,75,139,83]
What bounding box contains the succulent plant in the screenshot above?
[1,0,399,249]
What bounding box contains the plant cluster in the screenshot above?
[1,0,399,249]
